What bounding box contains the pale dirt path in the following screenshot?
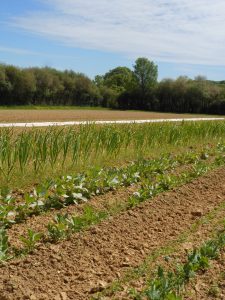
[0,167,224,300]
[0,118,224,127]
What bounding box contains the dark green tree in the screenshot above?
[133,57,158,107]
[104,66,133,93]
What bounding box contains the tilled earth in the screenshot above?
[109,204,225,300]
[0,167,225,300]
[0,110,214,123]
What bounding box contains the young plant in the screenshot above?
[0,228,10,262]
[47,214,70,242]
[133,228,225,300]
[69,206,108,232]
[20,229,42,253]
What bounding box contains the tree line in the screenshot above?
[0,58,225,114]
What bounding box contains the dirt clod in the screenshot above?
[191,209,203,217]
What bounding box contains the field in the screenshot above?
[0,108,220,123]
[0,120,225,300]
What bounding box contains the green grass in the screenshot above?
[0,105,222,116]
[0,105,110,110]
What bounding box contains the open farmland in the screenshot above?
[0,120,225,300]
[0,109,221,123]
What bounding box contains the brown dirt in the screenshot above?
[0,109,218,123]
[110,205,225,300]
[0,167,224,300]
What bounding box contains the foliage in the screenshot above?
[1,142,223,228]
[0,144,224,261]
[0,228,10,262]
[103,66,133,93]
[47,207,108,242]
[0,64,101,106]
[133,57,158,107]
[0,121,224,187]
[1,59,225,113]
[133,228,225,300]
[20,229,42,253]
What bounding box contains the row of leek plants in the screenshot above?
[1,121,224,183]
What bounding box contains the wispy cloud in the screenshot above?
[0,45,78,60]
[0,46,41,56]
[9,0,225,66]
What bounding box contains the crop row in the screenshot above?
[0,145,224,263]
[39,154,225,244]
[0,121,224,185]
[130,225,225,300]
[1,143,224,228]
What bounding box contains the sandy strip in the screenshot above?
[0,117,224,127]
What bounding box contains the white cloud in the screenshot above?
[0,45,78,60]
[0,46,41,56]
[9,0,225,66]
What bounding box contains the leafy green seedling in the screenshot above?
[0,228,11,262]
[20,229,42,253]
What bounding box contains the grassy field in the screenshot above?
[0,105,110,110]
[0,107,221,123]
[0,120,224,299]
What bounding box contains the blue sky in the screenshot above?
[1,0,225,80]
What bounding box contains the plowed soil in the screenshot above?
[111,204,225,299]
[0,110,216,123]
[0,167,225,300]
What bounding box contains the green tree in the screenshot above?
[0,66,12,104]
[94,75,104,88]
[104,66,133,93]
[157,79,174,112]
[133,57,158,107]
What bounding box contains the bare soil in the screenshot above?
[0,109,217,123]
[0,167,224,300]
[111,205,225,300]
